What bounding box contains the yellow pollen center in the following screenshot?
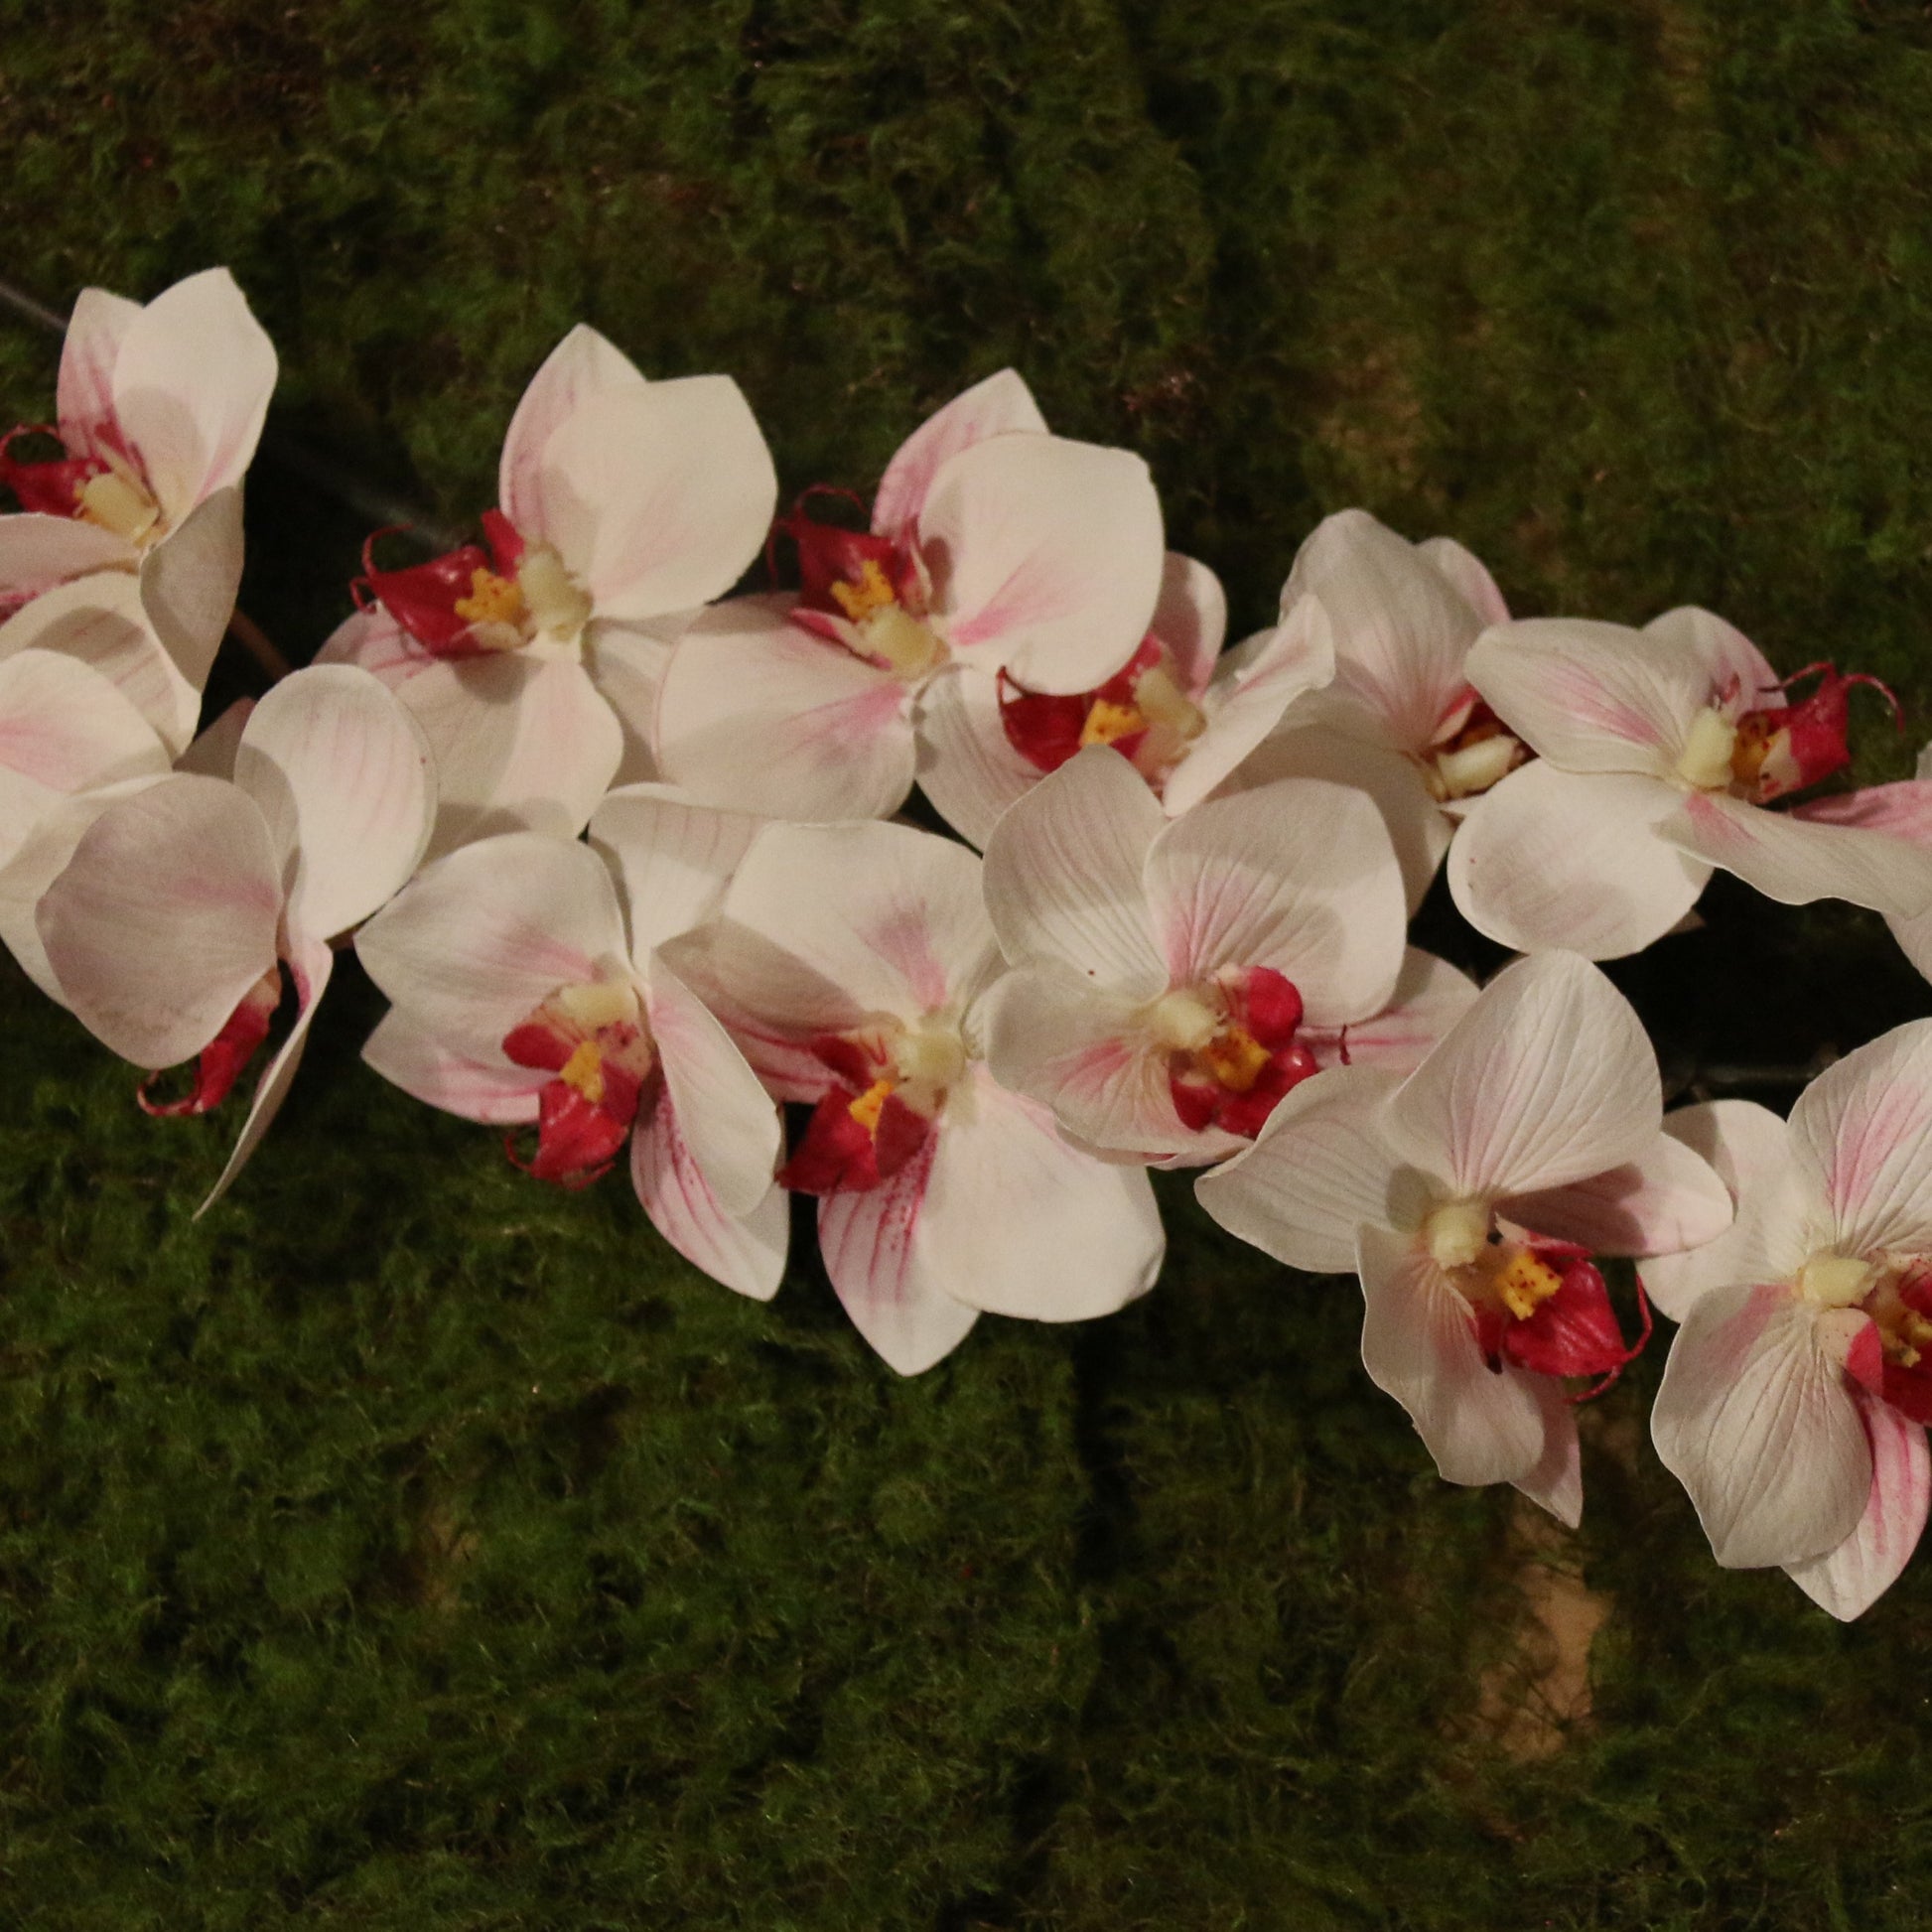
[455,567,526,628]
[1079,697,1148,749]
[1196,1026,1270,1093]
[74,466,160,546]
[849,1077,896,1133]
[1675,706,1739,791]
[1424,1200,1491,1271]
[831,559,898,622]
[1797,1250,1876,1310]
[560,1038,606,1105]
[1493,1249,1566,1321]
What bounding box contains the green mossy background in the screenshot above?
[5,1,1932,1924]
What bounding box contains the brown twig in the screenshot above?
[226,610,292,683]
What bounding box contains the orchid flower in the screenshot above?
[660,817,1165,1374]
[0,269,275,688]
[1227,509,1519,913]
[1197,951,1731,1524]
[975,745,1417,1168]
[913,553,1335,847]
[353,794,786,1301]
[1644,1029,1932,1617]
[36,665,435,1211]
[321,325,776,859]
[1449,607,1932,957]
[650,369,1168,831]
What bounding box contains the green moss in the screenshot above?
[4,1,1932,1923]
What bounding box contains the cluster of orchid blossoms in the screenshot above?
[11,272,1932,1621]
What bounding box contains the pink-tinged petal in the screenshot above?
[1194,1065,1408,1274]
[1643,606,1783,712]
[0,514,134,605]
[914,662,1039,849]
[717,818,999,1027]
[498,324,649,531]
[1305,947,1478,1077]
[1793,775,1932,844]
[398,652,622,861]
[136,485,245,696]
[630,1085,788,1301]
[1651,1282,1872,1569]
[0,775,164,1001]
[1229,703,1449,915]
[872,369,1048,546]
[361,1009,545,1124]
[1161,598,1336,816]
[231,665,435,938]
[1151,552,1228,701]
[1449,760,1709,959]
[110,269,276,516]
[1356,1221,1551,1489]
[1785,1400,1930,1620]
[37,772,281,1067]
[644,954,781,1218]
[528,378,776,621]
[1503,1129,1732,1259]
[1279,510,1484,752]
[908,1067,1163,1319]
[1787,1020,1932,1258]
[977,967,1200,1161]
[175,698,253,780]
[921,435,1165,693]
[652,594,914,821]
[1640,1101,1812,1321]
[0,649,170,854]
[589,782,762,957]
[1467,619,1709,776]
[313,606,431,684]
[0,571,199,758]
[816,1140,980,1373]
[197,932,331,1215]
[1387,950,1661,1200]
[584,617,679,787]
[1417,534,1510,629]
[1511,1379,1585,1528]
[56,287,141,457]
[1661,789,1932,922]
[354,831,629,1059]
[981,744,1167,993]
[1144,776,1405,1021]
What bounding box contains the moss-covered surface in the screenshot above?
[5,2,1932,1923]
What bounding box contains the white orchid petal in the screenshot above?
[1194,1065,1407,1274]
[0,514,134,604]
[645,955,781,1219]
[1787,1020,1932,1258]
[111,268,276,516]
[1662,789,1932,921]
[1639,1101,1811,1321]
[589,782,763,958]
[1511,1379,1585,1528]
[137,485,244,695]
[531,377,776,620]
[176,697,254,781]
[817,1144,981,1374]
[1448,760,1709,960]
[981,745,1167,992]
[0,648,169,811]
[630,1090,788,1302]
[922,435,1164,693]
[1357,1221,1552,1488]
[1387,951,1661,1200]
[1503,1129,1733,1258]
[584,618,678,787]
[1304,947,1478,1077]
[1643,606,1783,711]
[1651,1282,1872,1570]
[1280,510,1484,751]
[313,605,429,683]
[57,287,141,455]
[1466,618,1709,775]
[354,831,629,1058]
[871,369,1047,544]
[1785,1401,1930,1621]
[499,324,650,531]
[914,662,1040,850]
[1151,552,1229,700]
[360,1009,545,1124]
[38,772,281,1068]
[653,595,915,821]
[1144,776,1405,1021]
[1417,534,1509,629]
